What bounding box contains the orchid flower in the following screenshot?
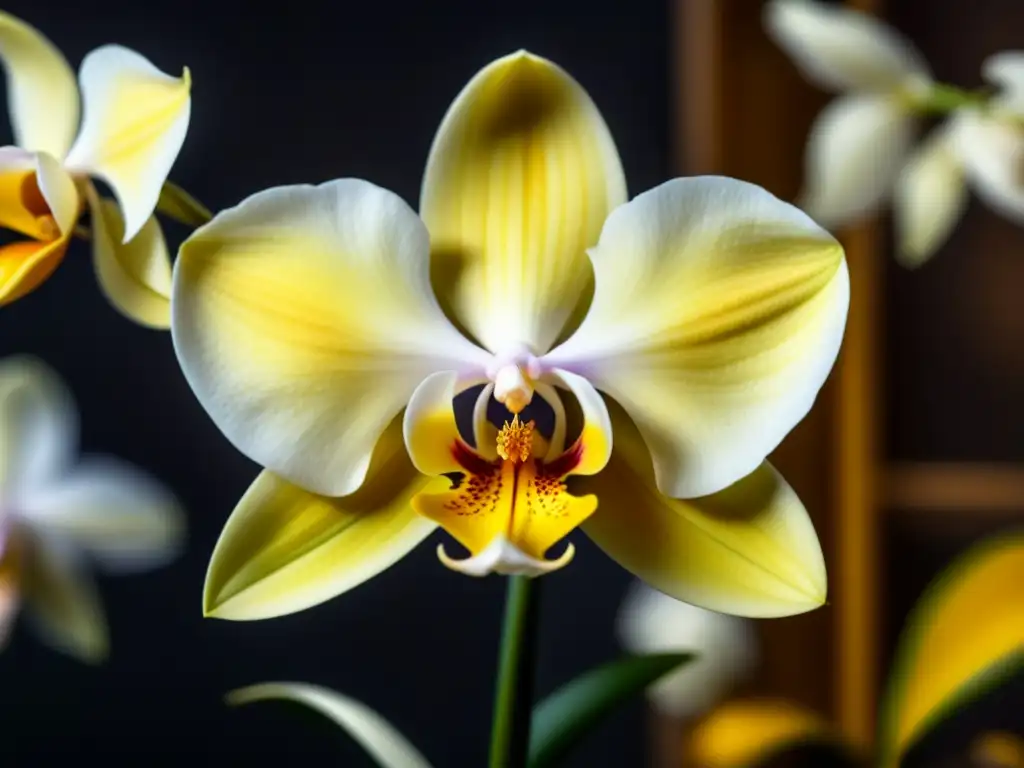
[765,0,933,229]
[174,51,848,622]
[617,581,758,719]
[767,1,1024,267]
[0,356,184,662]
[0,10,191,326]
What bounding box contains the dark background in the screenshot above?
[0,0,670,765]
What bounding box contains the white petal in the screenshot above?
[21,534,107,663]
[172,179,488,497]
[0,356,76,498]
[33,151,78,235]
[764,0,930,92]
[983,51,1024,111]
[801,94,916,226]
[64,45,191,243]
[617,581,759,718]
[546,177,848,499]
[18,457,184,573]
[86,183,172,328]
[0,11,79,158]
[227,683,435,768]
[893,121,967,267]
[436,535,574,578]
[953,110,1024,225]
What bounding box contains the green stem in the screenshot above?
[488,575,540,768]
[912,83,990,114]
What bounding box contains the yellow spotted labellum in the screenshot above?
[0,11,191,326]
[173,50,849,622]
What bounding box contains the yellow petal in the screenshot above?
[64,45,190,242]
[0,11,79,158]
[581,401,826,618]
[227,683,435,768]
[877,533,1024,767]
[548,177,848,499]
[800,94,916,227]
[0,235,70,305]
[33,151,79,235]
[421,50,626,355]
[412,457,597,567]
[85,183,172,328]
[21,535,107,663]
[894,120,967,267]
[0,355,76,494]
[544,369,611,475]
[687,698,839,768]
[0,147,68,240]
[172,179,487,497]
[403,371,465,476]
[204,418,441,621]
[763,0,930,93]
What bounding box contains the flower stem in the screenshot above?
[913,83,990,114]
[488,574,540,768]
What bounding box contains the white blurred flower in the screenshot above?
[896,53,1024,266]
[616,581,758,719]
[765,0,931,227]
[0,356,184,662]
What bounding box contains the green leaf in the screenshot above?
[527,652,695,768]
[157,180,213,228]
[227,682,434,768]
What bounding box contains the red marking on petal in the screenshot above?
[451,439,500,476]
[539,438,584,479]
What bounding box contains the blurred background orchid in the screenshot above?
[0,356,183,662]
[617,534,1024,768]
[766,0,1024,266]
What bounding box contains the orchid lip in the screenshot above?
[436,535,575,578]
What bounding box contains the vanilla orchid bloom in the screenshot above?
[617,581,758,719]
[175,51,848,622]
[0,357,184,662]
[765,0,932,228]
[0,11,191,326]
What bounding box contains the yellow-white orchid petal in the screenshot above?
[801,94,915,226]
[33,151,78,235]
[0,148,75,304]
[952,111,1024,226]
[64,45,190,243]
[85,183,172,328]
[0,356,76,496]
[421,50,627,355]
[581,401,827,618]
[548,177,847,499]
[764,0,930,93]
[894,121,967,267]
[543,369,611,475]
[617,581,758,719]
[472,382,499,461]
[0,12,79,158]
[404,371,465,476]
[877,533,1024,767]
[687,698,840,768]
[204,420,441,620]
[21,534,107,663]
[19,457,183,573]
[227,683,435,768]
[172,179,487,498]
